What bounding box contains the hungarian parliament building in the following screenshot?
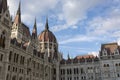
[0,0,120,80]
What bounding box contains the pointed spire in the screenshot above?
[45,17,49,30]
[14,1,21,25]
[17,0,21,16]
[68,53,70,60]
[0,0,8,13]
[32,18,37,39]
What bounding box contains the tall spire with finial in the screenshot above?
[32,18,37,39]
[14,1,21,24]
[45,17,49,30]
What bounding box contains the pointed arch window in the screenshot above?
[0,31,6,49]
[12,76,16,80]
[6,74,9,80]
[102,49,107,56]
[19,77,23,80]
[33,49,37,56]
[114,49,119,55]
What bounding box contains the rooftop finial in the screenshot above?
[45,16,49,30]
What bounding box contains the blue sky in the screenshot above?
[8,0,120,58]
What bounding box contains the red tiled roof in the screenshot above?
[75,55,95,59]
[101,43,119,53]
[38,30,57,43]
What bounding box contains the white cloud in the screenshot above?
[51,0,106,32]
[51,24,68,32]
[58,14,64,21]
[7,0,120,57]
[87,16,120,36]
[117,39,120,45]
[59,35,104,44]
[58,4,120,44]
[60,45,92,51]
[86,0,120,36]
[112,31,120,37]
[8,0,120,33]
[71,26,78,29]
[61,0,104,25]
[8,0,120,43]
[8,0,58,24]
[88,52,99,56]
[85,7,120,44]
[8,0,18,17]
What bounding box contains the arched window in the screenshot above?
[2,36,5,48]
[12,76,16,80]
[6,74,9,80]
[102,49,107,56]
[9,51,12,62]
[114,49,119,55]
[104,64,106,67]
[33,49,37,55]
[26,78,29,80]
[107,64,109,67]
[14,53,16,63]
[0,31,6,48]
[16,54,19,63]
[116,63,118,67]
[19,77,22,80]
[0,66,2,76]
[8,65,10,71]
[0,35,2,47]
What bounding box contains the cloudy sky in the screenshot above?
[8,0,120,58]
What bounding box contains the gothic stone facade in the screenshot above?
[1,0,120,80]
[0,0,60,80]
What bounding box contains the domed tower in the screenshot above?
[38,18,58,59]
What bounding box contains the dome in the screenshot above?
[38,18,57,43]
[38,29,57,43]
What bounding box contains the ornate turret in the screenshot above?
[32,18,37,39]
